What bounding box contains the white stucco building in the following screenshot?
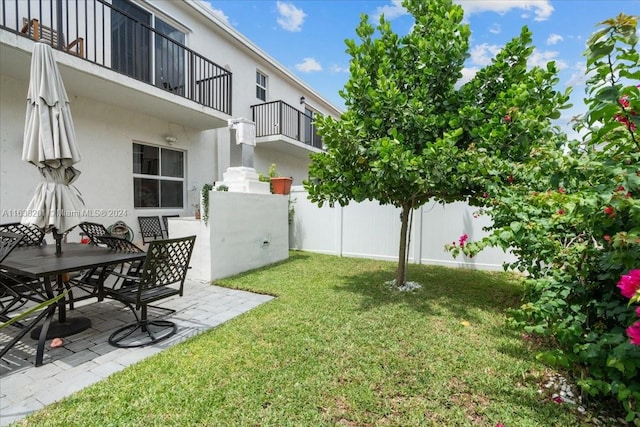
[0,0,341,244]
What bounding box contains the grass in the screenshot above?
[22,252,587,426]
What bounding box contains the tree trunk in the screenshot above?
[395,202,411,287]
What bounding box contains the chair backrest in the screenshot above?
[0,232,24,263]
[79,222,109,245]
[161,215,180,237]
[137,216,164,243]
[95,235,144,253]
[0,223,44,247]
[138,236,196,300]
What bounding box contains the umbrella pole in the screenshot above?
[53,229,63,256]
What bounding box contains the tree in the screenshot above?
[305,0,570,286]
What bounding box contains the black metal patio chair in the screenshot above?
[161,215,180,238]
[137,216,164,244]
[0,232,26,323]
[66,235,146,302]
[105,235,196,348]
[78,221,109,245]
[0,223,44,247]
[0,232,47,328]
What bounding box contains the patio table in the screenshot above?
[0,243,146,366]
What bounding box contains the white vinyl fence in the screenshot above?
[288,187,517,271]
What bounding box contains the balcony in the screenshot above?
[251,100,323,158]
[0,0,232,130]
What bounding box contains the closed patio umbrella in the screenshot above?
[20,42,90,337]
[21,42,85,255]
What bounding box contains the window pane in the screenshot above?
[160,180,183,208]
[133,144,159,175]
[134,178,159,208]
[111,0,151,83]
[256,86,266,101]
[161,148,184,178]
[155,19,186,94]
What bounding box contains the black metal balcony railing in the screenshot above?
[251,100,323,149]
[0,0,232,115]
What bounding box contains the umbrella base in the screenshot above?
[30,317,92,340]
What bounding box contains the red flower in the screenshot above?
[558,187,565,193]
[557,209,565,215]
[508,175,514,183]
[483,192,489,198]
[603,206,615,217]
[617,185,626,192]
[503,115,511,122]
[636,306,640,317]
[619,96,630,108]
[552,396,563,404]
[604,235,611,242]
[627,321,640,346]
[614,113,637,131]
[618,270,640,299]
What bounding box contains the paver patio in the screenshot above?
[0,280,274,426]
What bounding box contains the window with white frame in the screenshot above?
[256,70,267,101]
[133,143,184,208]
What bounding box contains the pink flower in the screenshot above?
[496,424,505,427]
[636,306,640,317]
[558,187,566,194]
[503,115,511,123]
[483,192,489,198]
[459,234,468,247]
[603,235,611,242]
[618,270,640,299]
[626,321,640,346]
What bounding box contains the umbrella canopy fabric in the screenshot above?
[21,42,84,233]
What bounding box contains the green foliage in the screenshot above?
[305,0,569,286]
[452,13,640,422]
[201,183,213,225]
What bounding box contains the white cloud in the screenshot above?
[457,0,554,22]
[201,1,230,25]
[528,49,568,70]
[458,67,480,87]
[547,34,563,45]
[566,62,588,88]
[469,43,502,66]
[276,1,306,32]
[295,58,322,72]
[373,0,407,21]
[488,23,501,34]
[330,64,349,74]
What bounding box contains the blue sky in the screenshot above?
[205,1,639,136]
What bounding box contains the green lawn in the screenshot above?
[23,252,588,426]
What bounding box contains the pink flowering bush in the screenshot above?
[449,14,640,422]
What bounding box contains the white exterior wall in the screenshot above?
[169,191,288,282]
[0,0,341,245]
[289,187,517,271]
[0,73,218,245]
